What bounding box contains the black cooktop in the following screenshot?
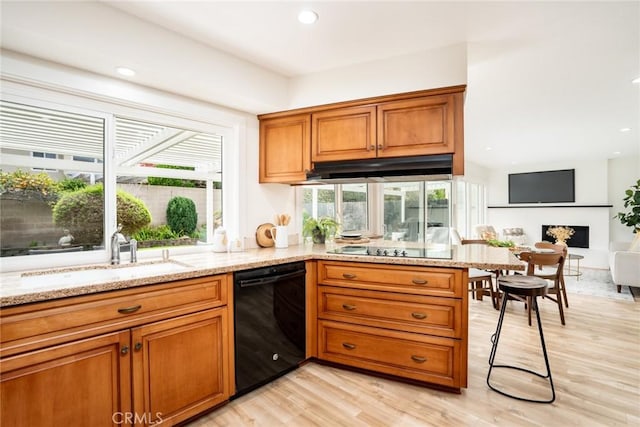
[328,245,452,259]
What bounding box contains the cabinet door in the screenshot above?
[1,331,131,427]
[259,114,311,183]
[131,308,229,426]
[311,105,377,162]
[377,94,458,158]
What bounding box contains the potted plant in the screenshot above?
[615,179,640,234]
[303,215,339,244]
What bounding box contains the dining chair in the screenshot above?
[534,241,569,308]
[518,251,566,325]
[461,239,498,309]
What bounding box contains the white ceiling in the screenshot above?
[1,1,638,170]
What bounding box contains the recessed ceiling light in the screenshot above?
[633,77,640,84]
[298,10,318,24]
[613,151,621,155]
[115,66,136,77]
[485,147,492,151]
[620,127,632,132]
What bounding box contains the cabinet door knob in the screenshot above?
[411,278,428,285]
[118,305,142,314]
[342,342,356,350]
[120,345,129,355]
[411,312,427,320]
[411,355,427,363]
[134,342,142,351]
[342,273,357,279]
[377,144,383,149]
[342,303,356,311]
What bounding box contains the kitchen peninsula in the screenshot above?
[1,243,522,426]
[1,243,522,306]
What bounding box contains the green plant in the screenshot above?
[52,184,151,245]
[615,179,640,233]
[0,169,59,204]
[302,215,339,244]
[132,224,180,241]
[57,177,87,192]
[166,196,198,235]
[147,164,203,188]
[486,239,515,248]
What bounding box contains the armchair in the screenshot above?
[503,227,528,246]
[609,241,640,293]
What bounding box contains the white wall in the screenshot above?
[486,159,613,268]
[608,155,640,243]
[288,43,467,109]
[241,118,297,248]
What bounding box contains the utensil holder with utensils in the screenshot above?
[271,213,291,249]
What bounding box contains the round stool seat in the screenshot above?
[498,275,547,297]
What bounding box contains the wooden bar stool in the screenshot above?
[487,275,556,403]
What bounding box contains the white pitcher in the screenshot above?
[212,227,228,252]
[270,225,288,249]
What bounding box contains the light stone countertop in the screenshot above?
[0,242,524,307]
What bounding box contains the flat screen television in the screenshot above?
[509,169,575,204]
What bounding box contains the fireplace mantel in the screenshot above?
[488,205,612,209]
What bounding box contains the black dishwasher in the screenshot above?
[232,261,306,398]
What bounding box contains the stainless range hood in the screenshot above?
[305,154,453,184]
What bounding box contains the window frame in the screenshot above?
[298,179,486,244]
[0,86,240,272]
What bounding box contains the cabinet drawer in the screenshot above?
[1,275,228,357]
[318,286,461,338]
[318,320,462,388]
[317,261,463,297]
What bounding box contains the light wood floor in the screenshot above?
[188,292,640,427]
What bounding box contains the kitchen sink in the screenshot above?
[21,260,192,289]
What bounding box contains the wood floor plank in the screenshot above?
[188,292,640,426]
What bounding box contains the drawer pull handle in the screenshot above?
[411,312,427,319]
[118,305,142,314]
[412,278,428,285]
[342,273,357,279]
[134,342,142,351]
[121,345,129,355]
[342,304,356,311]
[342,342,356,350]
[411,355,427,363]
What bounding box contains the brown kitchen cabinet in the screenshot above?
[311,105,377,162]
[258,85,466,183]
[315,260,468,390]
[1,331,131,427]
[377,93,462,158]
[259,113,311,183]
[0,275,233,427]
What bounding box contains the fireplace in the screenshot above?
[541,225,589,248]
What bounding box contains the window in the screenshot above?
[302,180,462,244]
[381,181,452,243]
[114,117,222,247]
[340,183,368,232]
[0,100,105,256]
[32,152,58,172]
[0,99,223,259]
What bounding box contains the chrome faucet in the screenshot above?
[129,238,137,263]
[111,224,123,265]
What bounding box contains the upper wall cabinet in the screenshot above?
[258,85,466,183]
[311,105,377,162]
[377,94,458,158]
[259,114,311,183]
